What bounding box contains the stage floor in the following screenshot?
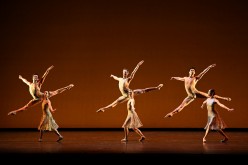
[1,129,248,162]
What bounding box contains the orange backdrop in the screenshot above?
[1,0,247,128]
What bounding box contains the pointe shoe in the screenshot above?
[38,139,42,142]
[57,136,63,142]
[203,139,206,143]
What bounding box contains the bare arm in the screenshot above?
[39,65,54,88]
[215,99,234,111]
[128,60,144,82]
[47,99,56,113]
[201,100,207,109]
[196,64,216,80]
[19,75,31,86]
[110,74,121,81]
[171,77,185,81]
[214,95,231,101]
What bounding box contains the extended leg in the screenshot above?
[97,95,128,112]
[164,97,194,118]
[197,90,231,101]
[133,84,163,96]
[8,99,41,115]
[49,84,74,98]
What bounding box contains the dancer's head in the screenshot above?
[189,67,196,77]
[123,69,129,78]
[32,74,39,82]
[208,89,216,97]
[44,91,50,98]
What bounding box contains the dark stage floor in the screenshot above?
[0,129,247,163]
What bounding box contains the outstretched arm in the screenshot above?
[39,65,54,88]
[196,64,216,80]
[171,77,185,81]
[19,75,31,86]
[110,74,121,81]
[128,60,144,82]
[214,95,231,101]
[215,99,234,111]
[48,84,74,98]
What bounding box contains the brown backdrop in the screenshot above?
[1,0,247,128]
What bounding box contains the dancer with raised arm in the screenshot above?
[97,60,163,113]
[7,65,74,115]
[8,84,74,115]
[201,89,234,143]
[8,65,54,114]
[164,64,231,118]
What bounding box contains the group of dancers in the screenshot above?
[7,60,234,143]
[7,65,74,142]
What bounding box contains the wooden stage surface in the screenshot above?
[0,129,247,163]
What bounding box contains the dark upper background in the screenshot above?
[0,0,247,128]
